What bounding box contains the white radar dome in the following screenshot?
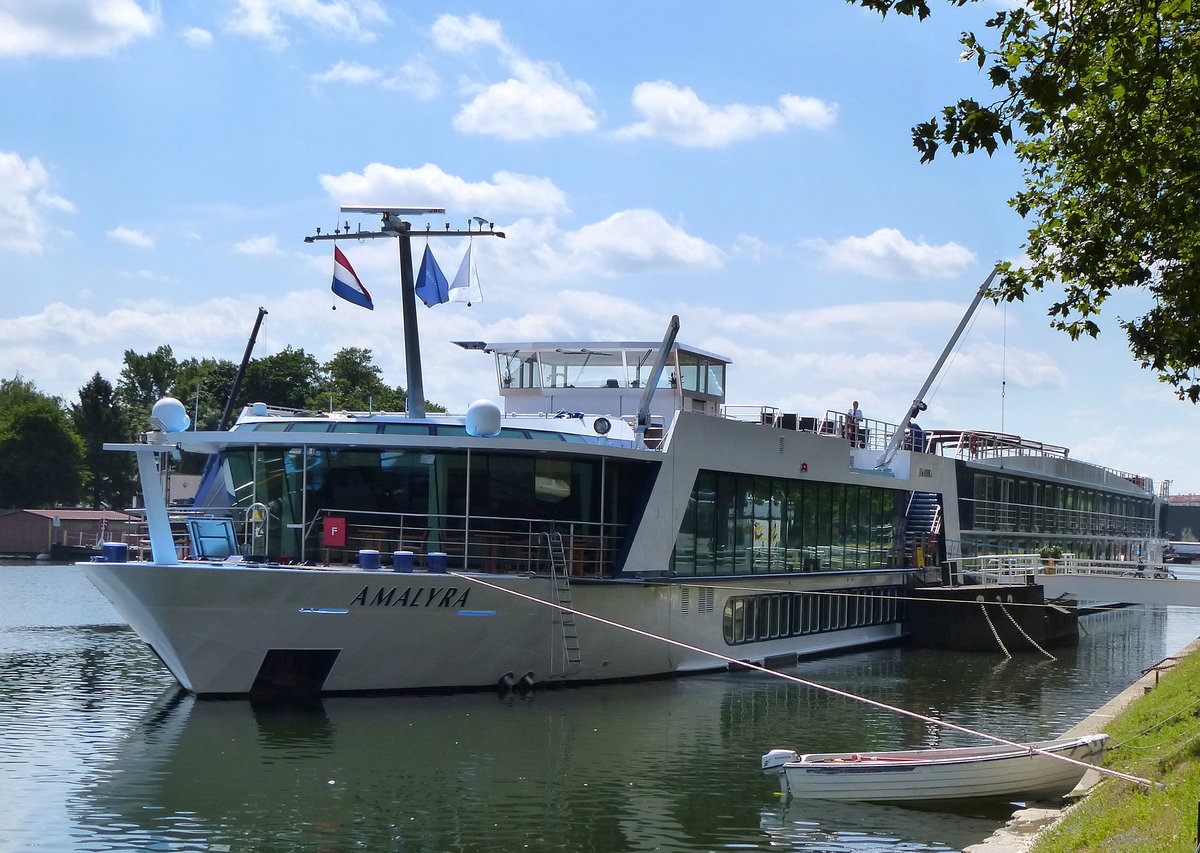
[151,397,190,433]
[465,399,502,437]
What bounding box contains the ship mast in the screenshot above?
[305,207,505,419]
[875,265,999,471]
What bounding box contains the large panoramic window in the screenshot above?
[204,444,655,573]
[672,471,905,576]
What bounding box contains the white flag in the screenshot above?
[448,242,483,305]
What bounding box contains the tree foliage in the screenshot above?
[239,345,322,411]
[172,357,237,431]
[310,347,407,412]
[849,0,1200,400]
[0,345,437,508]
[117,345,179,430]
[71,373,135,510]
[0,378,84,509]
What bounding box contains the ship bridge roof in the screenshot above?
[454,340,732,363]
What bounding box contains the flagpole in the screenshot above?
[393,221,426,418]
[305,207,505,421]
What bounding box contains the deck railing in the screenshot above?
[123,506,627,576]
[719,407,1156,493]
[306,510,626,576]
[946,553,1194,586]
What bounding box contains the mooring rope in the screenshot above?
[979,601,1012,659]
[998,601,1057,660]
[452,571,1155,789]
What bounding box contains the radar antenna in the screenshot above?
[305,207,505,419]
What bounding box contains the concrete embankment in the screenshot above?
[964,636,1200,853]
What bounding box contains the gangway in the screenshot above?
[947,555,1200,607]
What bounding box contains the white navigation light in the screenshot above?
[151,397,190,433]
[465,399,502,437]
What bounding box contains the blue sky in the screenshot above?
[3,0,1195,495]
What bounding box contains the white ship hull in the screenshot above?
[84,561,902,695]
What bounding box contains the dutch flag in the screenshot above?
[331,246,373,310]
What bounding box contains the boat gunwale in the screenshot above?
[775,733,1108,770]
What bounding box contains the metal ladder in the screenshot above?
[544,531,582,676]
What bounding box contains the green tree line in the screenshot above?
[0,346,435,511]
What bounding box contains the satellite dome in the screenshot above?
[465,399,502,437]
[151,397,190,433]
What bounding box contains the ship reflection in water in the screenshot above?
[77,669,1032,853]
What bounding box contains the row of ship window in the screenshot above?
[968,472,1155,531]
[235,421,597,442]
[722,586,903,645]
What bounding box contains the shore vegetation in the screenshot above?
[1034,648,1200,851]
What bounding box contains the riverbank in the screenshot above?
[967,635,1200,852]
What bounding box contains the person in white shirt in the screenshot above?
[846,401,865,447]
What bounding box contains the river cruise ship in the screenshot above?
[83,334,1164,697]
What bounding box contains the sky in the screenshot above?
[2,0,1196,495]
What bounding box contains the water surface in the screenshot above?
[0,563,1194,852]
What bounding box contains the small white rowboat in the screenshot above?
[760,733,1108,802]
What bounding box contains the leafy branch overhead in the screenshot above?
[849,0,1200,400]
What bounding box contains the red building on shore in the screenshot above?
[0,509,137,559]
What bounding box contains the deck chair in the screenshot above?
[187,518,240,559]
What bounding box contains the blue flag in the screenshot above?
[414,245,449,307]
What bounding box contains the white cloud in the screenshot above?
[107,226,154,248]
[382,58,440,100]
[0,152,74,254]
[431,14,598,140]
[181,26,213,48]
[809,228,976,279]
[0,0,158,58]
[226,0,388,50]
[615,81,837,147]
[233,234,282,256]
[319,162,569,217]
[311,60,381,87]
[731,234,773,263]
[310,58,441,99]
[430,13,505,53]
[453,68,598,140]
[561,210,724,275]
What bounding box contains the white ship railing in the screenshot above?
[947,553,1196,586]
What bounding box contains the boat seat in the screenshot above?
[187,518,240,559]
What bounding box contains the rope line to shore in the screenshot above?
[1112,695,1200,751]
[452,571,1155,790]
[979,602,1012,659]
[998,602,1057,660]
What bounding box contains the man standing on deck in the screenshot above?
[847,401,865,447]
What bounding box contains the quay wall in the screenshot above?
[906,584,1077,652]
[964,635,1200,853]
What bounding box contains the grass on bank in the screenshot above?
[1032,650,1200,852]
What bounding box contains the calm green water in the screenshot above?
[1,562,1197,852]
